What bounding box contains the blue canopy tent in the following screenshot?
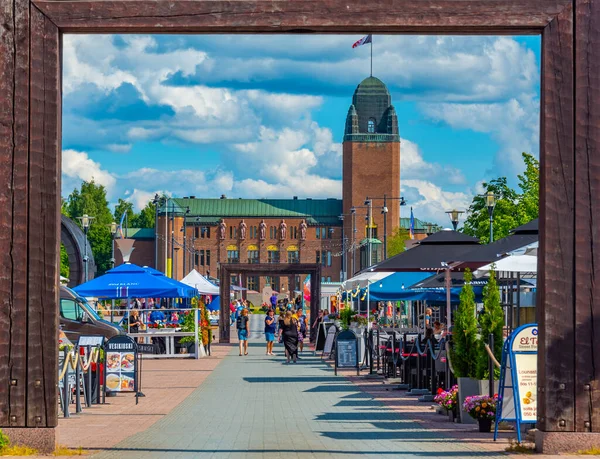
[73,263,196,299]
[143,266,199,299]
[206,296,220,311]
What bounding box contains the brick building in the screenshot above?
[130,75,441,290]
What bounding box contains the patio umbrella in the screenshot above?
[181,269,220,295]
[473,254,538,277]
[73,263,192,299]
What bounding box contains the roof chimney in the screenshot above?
[220,194,227,199]
[189,195,196,199]
[293,196,298,200]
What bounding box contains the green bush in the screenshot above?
[0,429,10,449]
[476,268,504,379]
[451,269,479,378]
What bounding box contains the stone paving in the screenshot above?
[90,330,511,459]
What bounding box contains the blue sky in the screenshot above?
[61,34,540,225]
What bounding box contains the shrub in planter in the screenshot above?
[451,269,479,378]
[476,267,503,380]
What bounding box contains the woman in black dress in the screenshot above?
[280,311,299,363]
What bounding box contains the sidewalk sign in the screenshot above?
[494,323,538,443]
[104,335,140,404]
[335,329,359,376]
[316,321,334,353]
[323,324,337,358]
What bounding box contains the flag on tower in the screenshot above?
[409,207,415,240]
[352,34,372,48]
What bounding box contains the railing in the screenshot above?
[58,345,103,418]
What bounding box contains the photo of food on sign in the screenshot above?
[107,353,121,371]
[120,374,135,391]
[121,353,135,370]
[106,374,120,391]
[522,390,535,405]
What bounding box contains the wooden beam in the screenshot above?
[27,5,60,427]
[32,0,568,34]
[0,0,30,428]
[538,3,575,432]
[574,0,600,434]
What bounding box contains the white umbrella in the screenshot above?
[180,269,220,295]
[474,254,537,278]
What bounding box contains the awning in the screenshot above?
[474,254,538,277]
[342,271,394,290]
[181,269,220,295]
[142,266,199,298]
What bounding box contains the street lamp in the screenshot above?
[485,191,497,242]
[338,215,346,282]
[364,199,373,268]
[77,214,95,282]
[367,195,406,260]
[152,193,160,269]
[109,221,117,268]
[182,206,190,276]
[445,209,464,231]
[350,207,357,276]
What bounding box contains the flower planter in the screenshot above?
[448,409,457,423]
[457,377,479,424]
[478,380,500,396]
[478,418,492,432]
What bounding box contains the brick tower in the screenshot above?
[342,76,400,276]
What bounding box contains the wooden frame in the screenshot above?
[219,263,321,343]
[0,0,598,443]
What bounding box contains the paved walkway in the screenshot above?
[92,328,508,458]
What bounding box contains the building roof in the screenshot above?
[400,217,443,232]
[168,198,343,226]
[122,228,155,239]
[354,76,390,96]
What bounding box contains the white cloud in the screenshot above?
[401,179,471,225]
[62,149,116,193]
[401,138,466,185]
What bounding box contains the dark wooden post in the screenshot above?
[309,267,321,343]
[219,265,231,343]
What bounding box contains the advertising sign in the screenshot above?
[104,335,137,393]
[494,323,538,443]
[323,324,337,356]
[335,329,359,376]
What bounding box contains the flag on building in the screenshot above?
[352,34,372,48]
[409,207,415,240]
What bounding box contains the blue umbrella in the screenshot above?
[206,295,220,311]
[143,266,198,298]
[73,263,192,299]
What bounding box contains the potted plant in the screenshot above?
[462,394,497,432]
[339,307,354,331]
[434,385,459,421]
[450,268,480,424]
[475,267,503,394]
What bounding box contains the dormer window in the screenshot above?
[368,118,376,133]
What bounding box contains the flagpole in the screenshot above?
[370,37,373,76]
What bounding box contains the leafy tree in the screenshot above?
[450,269,479,378]
[114,198,135,230]
[462,177,519,244]
[387,227,410,257]
[60,243,70,279]
[64,180,113,275]
[476,268,504,379]
[515,153,539,223]
[131,200,156,229]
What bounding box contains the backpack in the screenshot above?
[236,315,245,330]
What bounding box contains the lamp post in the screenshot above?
[152,194,160,269]
[77,214,95,282]
[182,206,190,276]
[350,207,357,276]
[174,247,180,280]
[364,199,373,267]
[339,215,346,282]
[485,191,497,242]
[109,221,117,322]
[367,195,406,260]
[445,209,464,231]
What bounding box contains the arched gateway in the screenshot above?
[219,263,321,343]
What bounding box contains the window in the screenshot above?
[268,250,280,264]
[368,118,376,133]
[265,276,279,291]
[229,226,237,239]
[194,227,200,238]
[366,226,378,239]
[250,226,258,239]
[195,252,200,267]
[325,251,332,267]
[206,250,211,267]
[227,250,239,264]
[247,250,259,264]
[316,250,321,265]
[60,299,84,321]
[316,227,320,239]
[200,227,210,238]
[327,276,332,282]
[290,226,297,239]
[287,251,299,263]
[269,226,277,239]
[327,227,335,239]
[247,276,258,291]
[321,276,325,283]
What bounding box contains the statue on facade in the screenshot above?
[299,219,307,241]
[239,219,247,240]
[218,219,226,240]
[259,219,267,241]
[279,220,287,240]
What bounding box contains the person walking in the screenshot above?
[280,311,299,364]
[296,307,308,354]
[264,309,277,355]
[236,308,250,356]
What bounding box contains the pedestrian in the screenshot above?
[236,308,250,356]
[280,311,299,364]
[296,307,308,353]
[129,309,142,333]
[264,309,277,356]
[270,292,278,310]
[311,309,323,341]
[229,301,236,325]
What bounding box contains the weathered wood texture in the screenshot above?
[574,0,600,433]
[28,5,60,428]
[33,0,569,34]
[219,263,321,343]
[0,0,30,428]
[538,4,575,433]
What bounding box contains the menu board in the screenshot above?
[515,353,537,421]
[337,340,358,367]
[104,335,137,393]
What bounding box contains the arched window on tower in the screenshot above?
[368,118,376,133]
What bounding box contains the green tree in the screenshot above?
[450,269,479,378]
[60,243,70,279]
[65,180,113,275]
[114,198,135,231]
[476,268,504,379]
[462,153,539,243]
[131,200,156,228]
[387,227,410,257]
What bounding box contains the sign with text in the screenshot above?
[335,329,359,376]
[323,325,337,356]
[495,324,538,443]
[104,335,137,393]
